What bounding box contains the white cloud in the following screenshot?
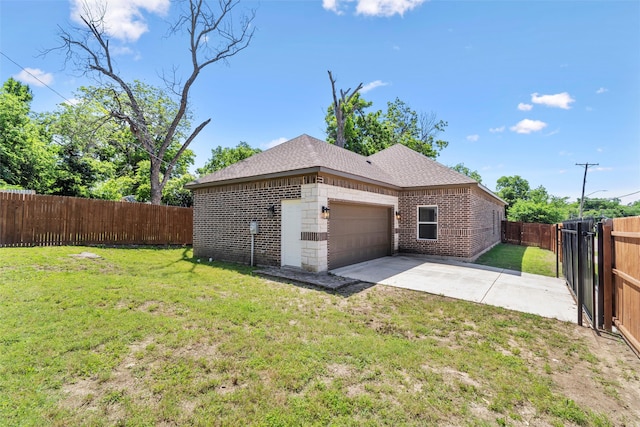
[323,0,426,17]
[466,134,479,142]
[517,103,533,111]
[510,119,547,134]
[489,126,505,133]
[263,137,288,149]
[596,87,608,94]
[544,129,560,137]
[111,46,135,56]
[70,0,170,43]
[360,80,389,93]
[531,92,575,109]
[593,167,613,172]
[13,68,54,87]
[322,0,343,14]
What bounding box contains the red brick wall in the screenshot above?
[397,185,504,258]
[192,177,304,266]
[469,186,505,257]
[398,187,472,257]
[193,177,505,266]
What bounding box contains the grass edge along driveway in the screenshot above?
[1,246,637,426]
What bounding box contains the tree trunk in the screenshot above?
[150,159,163,205]
[328,70,362,149]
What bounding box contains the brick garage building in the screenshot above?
[186,135,506,272]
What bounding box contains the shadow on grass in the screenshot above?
[176,253,375,297]
[253,274,376,297]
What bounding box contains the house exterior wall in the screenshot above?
[398,186,473,258]
[192,174,399,272]
[397,185,504,259]
[468,186,505,257]
[192,175,503,270]
[192,176,310,266]
[301,180,399,272]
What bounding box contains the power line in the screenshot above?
[0,51,70,104]
[610,190,640,200]
[0,50,174,168]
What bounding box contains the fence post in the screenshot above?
[602,219,613,331]
[555,223,559,278]
[576,221,583,326]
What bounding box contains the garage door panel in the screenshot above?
[329,203,392,269]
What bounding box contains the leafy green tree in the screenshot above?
[496,176,572,223]
[450,163,482,183]
[54,0,255,204]
[496,175,531,209]
[39,85,195,205]
[325,94,448,158]
[162,173,196,207]
[568,197,640,219]
[0,78,55,192]
[197,142,262,176]
[38,99,113,197]
[507,199,567,224]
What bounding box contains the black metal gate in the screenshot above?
[561,219,597,326]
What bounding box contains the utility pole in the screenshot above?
[576,162,599,218]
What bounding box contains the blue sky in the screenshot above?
[1,0,639,203]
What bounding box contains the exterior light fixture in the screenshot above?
[267,205,276,217]
[395,211,401,220]
[321,206,330,219]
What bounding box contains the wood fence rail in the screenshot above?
[501,221,559,253]
[601,216,640,354]
[0,193,192,247]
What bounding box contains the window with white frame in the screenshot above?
[417,206,437,240]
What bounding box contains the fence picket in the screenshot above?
[0,193,192,247]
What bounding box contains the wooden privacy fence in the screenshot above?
[501,221,559,253]
[0,192,193,247]
[600,216,640,354]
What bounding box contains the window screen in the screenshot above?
[417,206,437,240]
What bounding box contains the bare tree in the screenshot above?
[419,111,444,143]
[327,70,362,148]
[54,0,255,204]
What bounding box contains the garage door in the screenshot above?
[329,202,392,269]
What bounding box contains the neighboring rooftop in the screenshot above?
[186,134,478,190]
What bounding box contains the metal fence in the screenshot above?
[561,218,596,327]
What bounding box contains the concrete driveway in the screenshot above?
[331,256,578,323]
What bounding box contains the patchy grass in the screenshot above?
[475,243,560,277]
[1,246,638,426]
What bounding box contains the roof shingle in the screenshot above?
[187,134,478,190]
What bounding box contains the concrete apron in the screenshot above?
[331,256,578,323]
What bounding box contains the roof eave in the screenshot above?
[185,166,402,191]
[317,167,401,190]
[184,167,323,190]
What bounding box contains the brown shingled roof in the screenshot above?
[186,134,477,190]
[368,143,476,187]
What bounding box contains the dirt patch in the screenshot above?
[62,337,157,424]
[548,327,640,425]
[69,252,102,259]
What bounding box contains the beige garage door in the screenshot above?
[329,202,392,270]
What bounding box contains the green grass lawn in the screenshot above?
[0,246,633,426]
[475,243,560,277]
